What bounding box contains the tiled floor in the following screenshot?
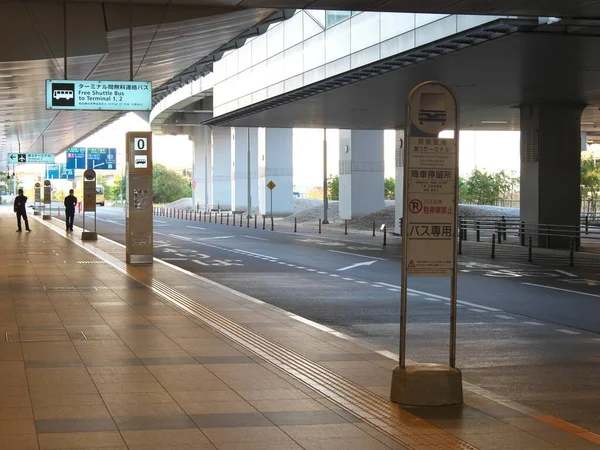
[0,208,598,449]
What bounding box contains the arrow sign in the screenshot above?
[9,154,17,162]
[337,260,378,271]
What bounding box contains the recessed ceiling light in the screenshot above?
[481,120,509,124]
[581,122,595,125]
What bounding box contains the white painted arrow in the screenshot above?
[337,260,377,271]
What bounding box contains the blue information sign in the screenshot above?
[66,147,86,170]
[47,164,75,180]
[87,148,116,170]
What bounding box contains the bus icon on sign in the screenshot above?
[50,82,75,107]
[53,90,73,100]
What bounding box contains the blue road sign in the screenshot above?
[47,164,74,180]
[46,164,61,179]
[87,148,116,170]
[66,147,86,170]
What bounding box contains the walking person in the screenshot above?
[64,189,77,231]
[14,189,31,232]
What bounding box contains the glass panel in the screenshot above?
[350,12,380,54]
[326,10,351,28]
[381,13,415,41]
[267,23,284,58]
[325,19,351,63]
[284,13,304,50]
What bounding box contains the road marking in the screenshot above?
[342,278,354,281]
[329,250,387,260]
[555,329,581,335]
[523,321,544,326]
[163,258,188,261]
[374,284,502,312]
[154,220,167,223]
[355,281,368,284]
[243,235,268,241]
[233,249,278,260]
[286,264,296,267]
[523,283,600,298]
[555,270,577,277]
[495,315,516,320]
[337,260,377,271]
[425,298,441,302]
[186,226,206,230]
[371,284,384,288]
[278,262,286,265]
[306,269,316,272]
[388,288,400,292]
[318,271,327,274]
[329,274,340,277]
[469,308,487,313]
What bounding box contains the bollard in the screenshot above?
[262,216,266,230]
[400,217,403,236]
[585,215,589,235]
[214,212,218,223]
[476,221,481,242]
[204,211,207,222]
[458,224,463,255]
[294,217,297,233]
[227,213,229,225]
[528,236,533,263]
[383,226,387,246]
[240,214,243,227]
[254,215,257,229]
[344,219,348,235]
[491,234,496,259]
[218,213,221,224]
[209,212,212,223]
[570,239,575,267]
[319,218,322,234]
[247,216,250,228]
[520,221,525,246]
[372,220,376,237]
[496,222,502,244]
[501,216,507,241]
[271,217,274,231]
[233,214,236,226]
[195,211,197,221]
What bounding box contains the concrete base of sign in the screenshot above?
[390,363,463,406]
[127,254,153,264]
[81,231,98,241]
[42,214,51,220]
[34,211,41,216]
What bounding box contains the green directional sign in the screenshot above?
[8,153,55,164]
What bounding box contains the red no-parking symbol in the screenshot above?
[409,199,422,214]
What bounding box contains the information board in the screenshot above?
[87,148,116,170]
[47,164,75,180]
[46,80,152,111]
[8,153,55,164]
[66,147,86,170]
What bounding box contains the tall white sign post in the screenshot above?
[390,81,462,406]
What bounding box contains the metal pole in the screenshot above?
[63,0,67,80]
[129,0,133,80]
[322,128,329,224]
[270,189,273,223]
[247,128,252,218]
[491,234,496,258]
[528,236,533,262]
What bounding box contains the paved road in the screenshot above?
[55,207,600,434]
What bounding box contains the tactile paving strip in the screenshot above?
[70,237,478,450]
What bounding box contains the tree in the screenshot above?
[459,169,519,205]
[384,177,395,200]
[306,186,323,199]
[153,164,192,204]
[327,174,339,200]
[581,154,600,214]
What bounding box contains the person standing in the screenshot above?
[64,189,77,231]
[14,189,31,232]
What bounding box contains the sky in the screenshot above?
[9,113,521,192]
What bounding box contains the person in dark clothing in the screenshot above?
[14,189,31,232]
[64,189,77,231]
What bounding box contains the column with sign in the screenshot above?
[34,182,41,215]
[126,132,153,264]
[390,81,462,407]
[42,180,52,220]
[81,169,98,240]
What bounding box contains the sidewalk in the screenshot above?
[0,209,598,449]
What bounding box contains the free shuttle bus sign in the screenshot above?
[46,80,152,111]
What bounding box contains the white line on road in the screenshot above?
[337,260,377,271]
[318,271,327,274]
[329,274,340,277]
[495,315,516,320]
[342,278,354,281]
[186,226,206,230]
[523,321,544,326]
[162,258,187,261]
[243,235,268,241]
[523,283,600,298]
[328,250,387,260]
[555,329,581,335]
[425,298,441,302]
[371,284,384,288]
[168,234,191,240]
[468,308,488,313]
[388,288,400,292]
[355,281,367,284]
[555,270,577,277]
[233,249,278,260]
[153,220,167,223]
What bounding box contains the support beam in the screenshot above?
[257,128,293,216]
[211,126,232,211]
[192,126,212,212]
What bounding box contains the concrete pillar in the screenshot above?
[520,104,585,247]
[232,127,258,213]
[257,128,293,216]
[192,126,211,212]
[395,130,405,235]
[211,126,232,211]
[338,129,385,219]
